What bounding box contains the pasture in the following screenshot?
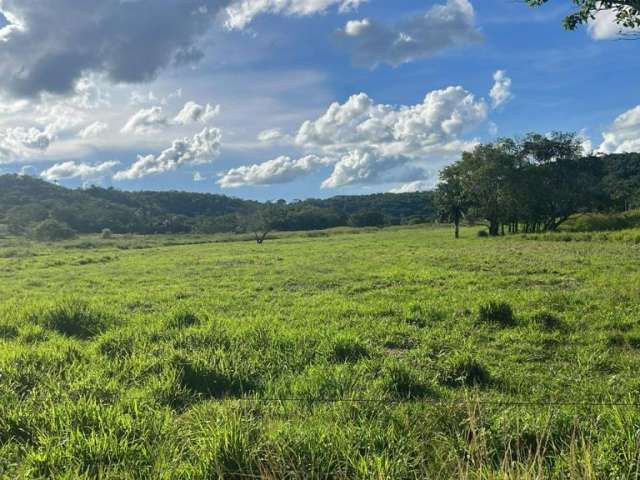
[1,226,639,479]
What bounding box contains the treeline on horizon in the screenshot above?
[0,174,436,239]
[435,132,640,237]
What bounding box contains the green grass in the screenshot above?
[1,225,639,478]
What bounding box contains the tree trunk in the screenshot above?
[454,219,460,239]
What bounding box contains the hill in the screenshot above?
[0,174,436,236]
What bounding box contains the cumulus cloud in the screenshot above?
[121,107,168,134]
[321,149,410,188]
[114,127,222,180]
[78,121,108,139]
[588,9,640,40]
[174,101,221,125]
[296,86,488,159]
[489,70,513,108]
[222,81,489,189]
[0,0,234,98]
[40,160,120,182]
[598,105,640,154]
[389,179,433,194]
[217,154,328,187]
[225,0,365,29]
[335,0,482,67]
[257,128,284,142]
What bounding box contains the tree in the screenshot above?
[348,210,386,228]
[525,1,640,32]
[246,203,285,244]
[436,164,468,239]
[32,219,77,242]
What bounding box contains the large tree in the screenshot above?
[436,164,468,239]
[525,1,640,32]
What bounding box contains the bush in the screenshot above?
[477,230,489,237]
[31,219,77,242]
[478,301,516,327]
[101,228,113,239]
[35,300,113,339]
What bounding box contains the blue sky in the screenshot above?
[0,0,638,200]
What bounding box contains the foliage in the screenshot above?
[436,133,639,237]
[0,174,437,237]
[525,0,640,32]
[31,218,77,242]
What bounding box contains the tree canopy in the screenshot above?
[525,0,640,31]
[436,132,640,237]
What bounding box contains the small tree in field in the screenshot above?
[246,203,284,244]
[436,164,468,239]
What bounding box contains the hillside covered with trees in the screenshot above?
[0,175,436,238]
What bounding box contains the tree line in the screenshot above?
[436,132,640,238]
[0,174,436,240]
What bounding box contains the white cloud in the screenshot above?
[217,154,327,187]
[40,160,120,181]
[296,86,487,159]
[224,81,489,189]
[193,171,206,182]
[389,179,433,194]
[321,149,409,188]
[257,128,284,142]
[336,0,482,67]
[78,121,108,139]
[489,70,513,108]
[114,127,222,180]
[598,105,640,154]
[121,106,168,134]
[588,9,640,40]
[174,101,221,125]
[225,0,365,29]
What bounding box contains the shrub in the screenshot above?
[439,353,491,387]
[35,300,113,339]
[477,230,489,238]
[31,219,77,242]
[478,301,516,327]
[101,228,113,239]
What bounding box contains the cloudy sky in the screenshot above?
[0,0,638,200]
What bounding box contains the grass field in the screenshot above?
[1,226,640,479]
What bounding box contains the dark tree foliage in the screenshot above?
[525,0,640,32]
[436,133,640,237]
[348,210,386,228]
[0,174,437,237]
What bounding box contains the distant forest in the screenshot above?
[0,175,436,238]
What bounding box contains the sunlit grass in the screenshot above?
[0,225,639,478]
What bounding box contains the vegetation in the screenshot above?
[525,0,640,32]
[0,175,436,238]
[436,133,640,237]
[1,226,639,478]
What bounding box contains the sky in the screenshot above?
[0,0,639,201]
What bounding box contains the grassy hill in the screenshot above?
[0,226,638,478]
